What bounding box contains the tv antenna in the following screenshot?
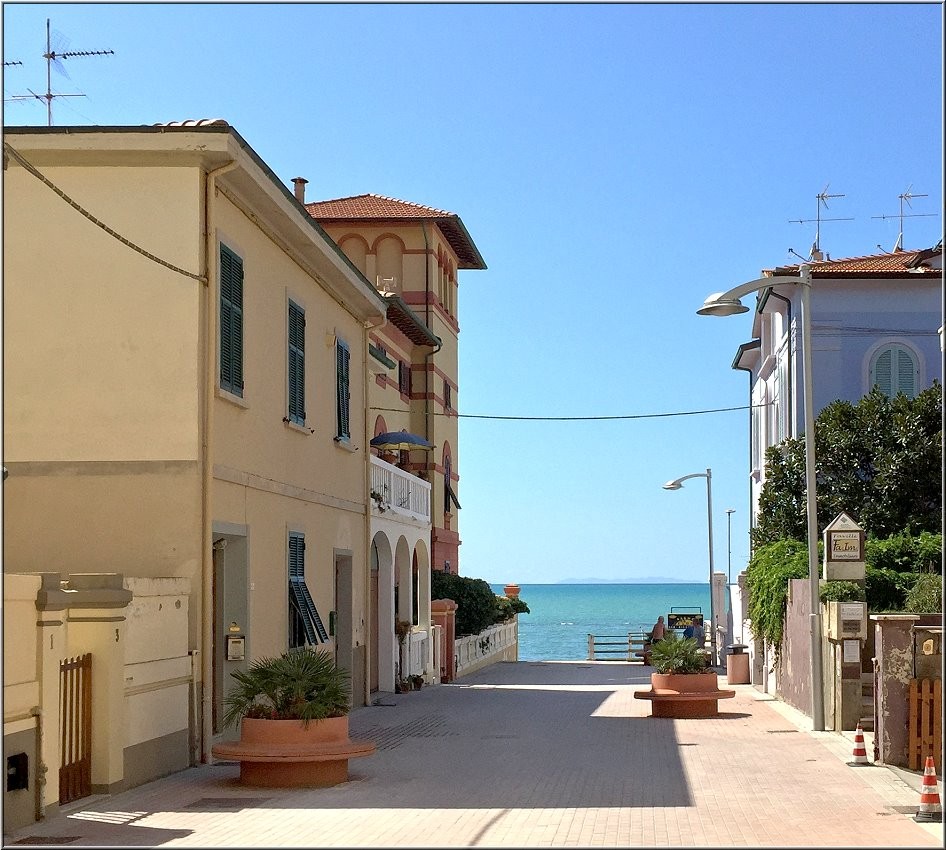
[8,18,113,126]
[3,60,24,66]
[788,184,854,259]
[870,186,936,252]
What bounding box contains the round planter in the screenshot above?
[212,716,375,788]
[650,672,720,694]
[634,671,735,718]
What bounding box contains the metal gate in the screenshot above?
[59,653,92,804]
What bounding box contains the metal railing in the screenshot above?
[587,631,649,661]
[369,455,431,523]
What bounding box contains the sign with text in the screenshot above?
[823,511,866,581]
[667,613,703,631]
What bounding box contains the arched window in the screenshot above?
[870,344,918,399]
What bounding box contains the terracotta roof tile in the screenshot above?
[769,246,941,277]
[305,194,455,219]
[305,193,486,271]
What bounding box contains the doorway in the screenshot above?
[212,531,248,736]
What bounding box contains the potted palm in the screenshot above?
[634,633,734,718]
[211,648,375,787]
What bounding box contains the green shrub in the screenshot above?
[221,649,351,728]
[866,531,943,574]
[819,581,865,603]
[494,595,530,623]
[649,632,710,675]
[865,566,915,612]
[903,573,943,613]
[744,539,809,662]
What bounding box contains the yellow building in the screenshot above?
[2,121,387,801]
[302,191,486,689]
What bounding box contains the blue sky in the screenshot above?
[3,2,942,584]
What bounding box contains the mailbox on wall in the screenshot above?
[825,601,868,640]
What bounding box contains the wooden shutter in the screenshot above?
[287,533,328,646]
[336,340,351,439]
[895,347,917,398]
[872,348,892,396]
[288,301,305,424]
[219,246,244,396]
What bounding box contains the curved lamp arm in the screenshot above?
[697,268,811,316]
[662,471,709,490]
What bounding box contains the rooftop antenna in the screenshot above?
[788,184,853,260]
[3,60,24,66]
[870,186,936,252]
[9,18,113,126]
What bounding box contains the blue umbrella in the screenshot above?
[370,430,434,451]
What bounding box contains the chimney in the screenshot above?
[291,177,308,204]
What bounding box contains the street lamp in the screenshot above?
[697,264,825,732]
[663,467,717,667]
[725,508,735,584]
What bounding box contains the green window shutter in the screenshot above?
[219,245,244,396]
[873,348,892,396]
[872,345,918,399]
[287,532,328,647]
[895,347,917,399]
[288,301,305,424]
[336,340,351,440]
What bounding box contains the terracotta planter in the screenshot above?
[635,671,735,718]
[212,716,375,788]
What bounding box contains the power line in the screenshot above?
[371,404,761,421]
[4,142,206,283]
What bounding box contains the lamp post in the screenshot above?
[725,508,735,584]
[696,264,825,732]
[663,467,717,666]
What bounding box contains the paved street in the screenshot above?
[4,661,942,847]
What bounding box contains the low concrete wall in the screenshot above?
[455,620,518,679]
[873,613,942,769]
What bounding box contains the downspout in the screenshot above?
[29,707,44,819]
[732,353,756,686]
[201,157,238,763]
[363,318,373,708]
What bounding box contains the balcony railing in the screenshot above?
[369,455,431,523]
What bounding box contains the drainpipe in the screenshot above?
[201,157,238,763]
[30,707,45,819]
[363,318,373,708]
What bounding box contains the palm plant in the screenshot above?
[222,648,351,728]
[649,632,710,675]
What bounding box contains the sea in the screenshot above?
[490,582,712,662]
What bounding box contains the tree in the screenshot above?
[753,382,942,547]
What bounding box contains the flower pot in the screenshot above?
[212,716,375,788]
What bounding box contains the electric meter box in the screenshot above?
[825,601,867,640]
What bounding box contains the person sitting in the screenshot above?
[682,620,699,640]
[650,615,666,642]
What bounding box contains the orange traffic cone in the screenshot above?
[847,722,870,766]
[913,755,942,823]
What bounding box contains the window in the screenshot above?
[335,339,351,440]
[287,301,305,425]
[444,454,461,513]
[288,532,328,648]
[443,380,452,411]
[219,245,244,396]
[870,344,918,399]
[398,360,410,396]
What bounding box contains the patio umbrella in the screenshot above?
[370,430,434,451]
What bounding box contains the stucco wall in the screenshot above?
[779,578,815,716]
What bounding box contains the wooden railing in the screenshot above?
[908,677,942,772]
[587,631,649,662]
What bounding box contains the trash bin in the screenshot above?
[726,643,750,685]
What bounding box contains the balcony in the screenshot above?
[369,455,431,524]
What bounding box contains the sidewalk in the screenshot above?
[3,661,942,848]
